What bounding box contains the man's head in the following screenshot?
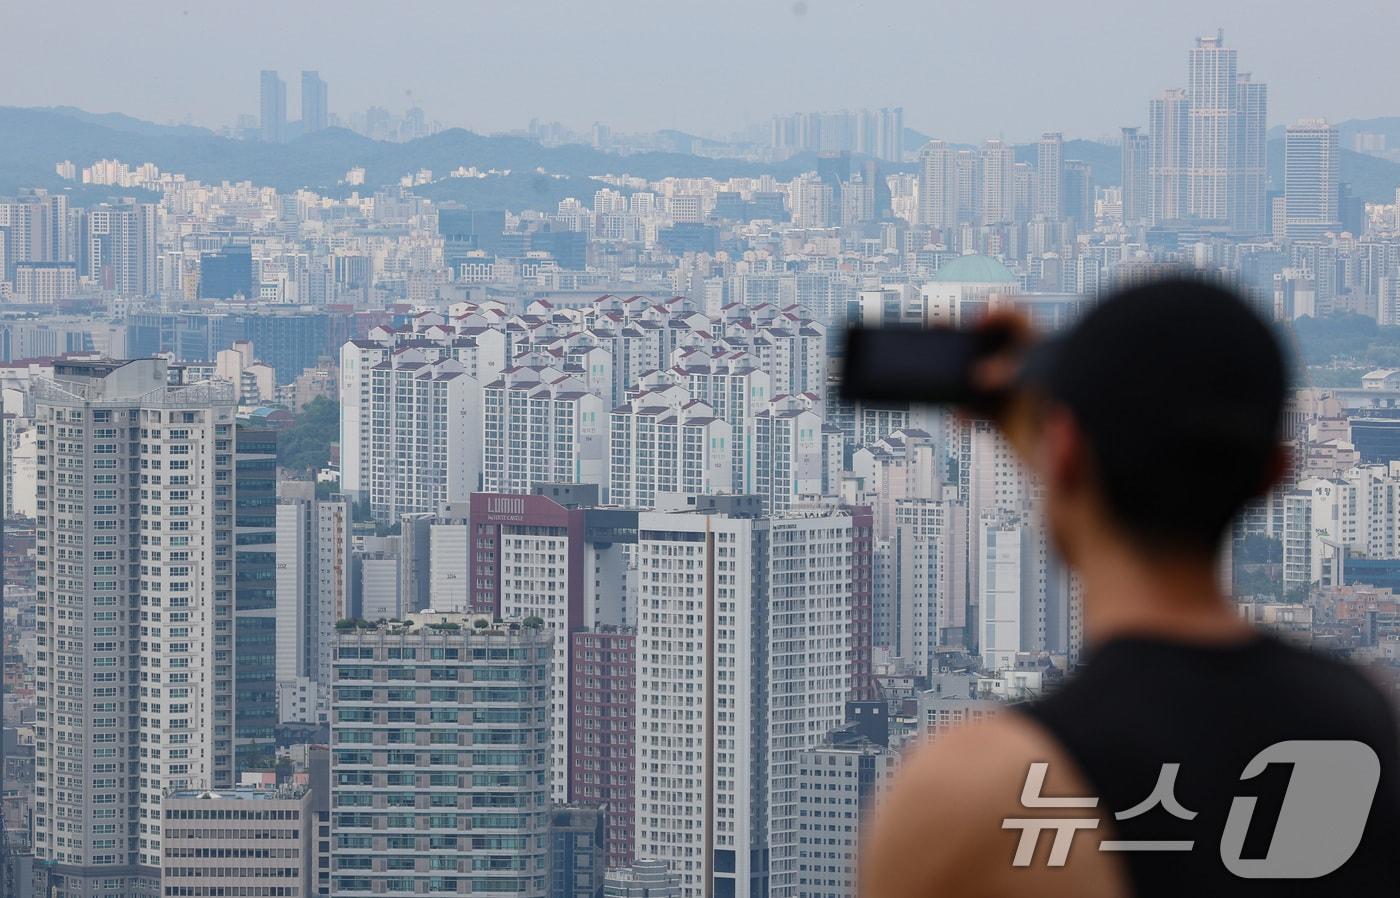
[1016,278,1288,565]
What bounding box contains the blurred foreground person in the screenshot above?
[861,280,1400,898]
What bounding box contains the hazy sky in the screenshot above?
[3,0,1396,142]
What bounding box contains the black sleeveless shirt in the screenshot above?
[1017,634,1400,896]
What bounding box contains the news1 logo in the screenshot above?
[1003,740,1380,878]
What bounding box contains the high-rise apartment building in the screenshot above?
[978,140,1016,225]
[1236,74,1269,235]
[339,342,482,522]
[894,495,968,678]
[634,498,854,898]
[1148,88,1191,225]
[1284,119,1341,242]
[1035,132,1064,221]
[917,141,958,231]
[85,200,157,296]
[752,396,843,515]
[1143,33,1267,233]
[468,486,635,802]
[275,481,351,725]
[570,628,636,869]
[329,613,552,897]
[608,386,732,508]
[32,358,236,896]
[792,728,898,898]
[481,367,606,497]
[1187,31,1239,224]
[260,70,287,143]
[301,70,329,134]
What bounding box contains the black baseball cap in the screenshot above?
[1017,277,1288,554]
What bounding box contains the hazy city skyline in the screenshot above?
[3,1,1398,141]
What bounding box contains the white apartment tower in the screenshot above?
[482,367,607,495]
[275,481,351,725]
[339,341,482,522]
[609,385,733,508]
[634,499,854,898]
[33,358,236,897]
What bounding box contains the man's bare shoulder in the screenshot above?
[861,710,1127,898]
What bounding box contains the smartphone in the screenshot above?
[839,324,1014,407]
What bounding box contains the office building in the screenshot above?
[301,71,329,134]
[1284,119,1341,242]
[329,612,551,897]
[160,785,313,897]
[550,805,606,898]
[634,498,854,898]
[32,358,236,895]
[234,426,279,769]
[261,70,287,143]
[1120,126,1151,225]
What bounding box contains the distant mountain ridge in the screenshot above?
[4,106,1399,208]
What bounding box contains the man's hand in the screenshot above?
[967,309,1042,463]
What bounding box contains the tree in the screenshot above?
[278,397,339,473]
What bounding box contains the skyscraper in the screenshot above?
[1148,89,1190,225]
[233,425,279,769]
[1035,132,1064,221]
[917,141,958,231]
[1120,126,1151,225]
[33,358,237,895]
[978,139,1016,225]
[1284,119,1341,242]
[634,497,854,898]
[467,486,634,802]
[301,70,328,133]
[1235,74,1269,235]
[260,69,286,143]
[1186,31,1238,224]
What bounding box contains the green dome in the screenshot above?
[932,254,1016,283]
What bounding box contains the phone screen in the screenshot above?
[840,327,986,404]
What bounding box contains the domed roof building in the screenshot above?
[921,254,1022,326]
[931,253,1017,284]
